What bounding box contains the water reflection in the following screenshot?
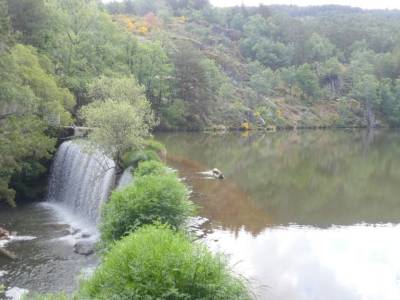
[158,130,400,230]
[206,224,400,300]
[157,130,400,300]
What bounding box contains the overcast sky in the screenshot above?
[209,0,400,10]
[102,0,400,10]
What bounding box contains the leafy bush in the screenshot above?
[142,139,166,154]
[80,225,250,300]
[121,149,160,168]
[134,160,170,177]
[121,140,166,168]
[100,174,195,245]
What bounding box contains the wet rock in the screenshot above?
[0,227,10,240]
[73,241,95,256]
[81,232,91,239]
[70,228,81,235]
[60,230,71,236]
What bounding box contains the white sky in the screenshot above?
[102,0,400,10]
[209,0,400,9]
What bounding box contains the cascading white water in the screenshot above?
[116,167,134,190]
[47,141,116,224]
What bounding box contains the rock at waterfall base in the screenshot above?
[74,241,95,256]
[0,227,10,240]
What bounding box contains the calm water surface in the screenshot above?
[157,130,400,300]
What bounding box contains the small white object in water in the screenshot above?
[5,287,29,300]
[198,169,224,179]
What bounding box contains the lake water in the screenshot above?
[157,130,400,300]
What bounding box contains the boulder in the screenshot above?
[0,227,10,240]
[73,241,95,256]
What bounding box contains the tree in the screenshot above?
[11,44,75,125]
[171,42,222,128]
[296,64,321,100]
[45,0,128,105]
[0,0,11,52]
[380,79,400,127]
[253,38,294,69]
[249,68,276,97]
[7,0,51,47]
[79,97,155,172]
[305,33,335,62]
[87,76,147,105]
[0,44,73,206]
[351,74,379,128]
[129,41,172,114]
[0,116,54,206]
[278,66,297,96]
[319,57,345,98]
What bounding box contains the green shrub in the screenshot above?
[80,225,250,300]
[100,174,195,245]
[143,139,166,154]
[121,149,160,169]
[134,160,170,177]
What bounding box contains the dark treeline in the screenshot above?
[1,0,400,205]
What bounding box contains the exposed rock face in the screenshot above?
[73,241,95,256]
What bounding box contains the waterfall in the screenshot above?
[116,167,134,190]
[47,141,116,224]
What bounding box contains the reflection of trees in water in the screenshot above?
[159,130,400,229]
